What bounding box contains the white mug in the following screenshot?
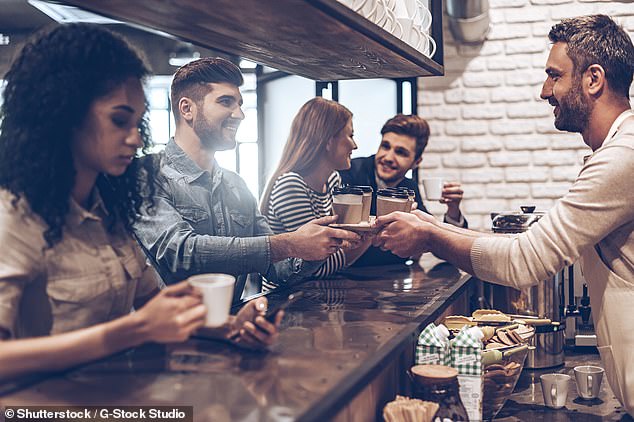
[540,374,570,409]
[574,366,604,400]
[374,0,388,25]
[416,2,432,31]
[383,0,396,11]
[353,0,378,20]
[381,8,395,33]
[397,17,420,46]
[393,0,409,18]
[390,14,404,38]
[403,0,419,17]
[417,31,437,57]
[422,177,443,201]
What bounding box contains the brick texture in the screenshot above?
[417,2,634,230]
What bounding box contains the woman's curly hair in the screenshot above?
[0,23,156,247]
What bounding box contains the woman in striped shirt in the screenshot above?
[260,98,372,278]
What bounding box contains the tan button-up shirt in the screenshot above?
[0,189,160,338]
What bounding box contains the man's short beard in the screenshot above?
[193,114,223,151]
[555,76,592,133]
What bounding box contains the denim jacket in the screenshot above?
[134,139,309,303]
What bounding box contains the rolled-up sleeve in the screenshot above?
[0,197,44,337]
[470,143,634,289]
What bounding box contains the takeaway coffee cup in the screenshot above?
[422,177,443,200]
[376,189,410,216]
[384,187,415,211]
[332,186,364,224]
[540,373,570,409]
[354,186,373,222]
[188,273,236,327]
[574,365,604,400]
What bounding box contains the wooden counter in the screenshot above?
[0,263,473,421]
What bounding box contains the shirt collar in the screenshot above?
[165,138,218,184]
[67,188,107,227]
[603,109,634,148]
[585,109,634,163]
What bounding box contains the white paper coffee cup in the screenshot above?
[188,273,236,327]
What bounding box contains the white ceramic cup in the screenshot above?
[416,2,432,31]
[383,0,396,11]
[540,373,571,409]
[417,31,436,57]
[380,8,396,32]
[574,366,604,400]
[372,0,387,23]
[353,0,378,20]
[188,273,236,327]
[397,17,420,46]
[393,0,409,18]
[403,0,419,17]
[422,177,443,200]
[390,13,403,38]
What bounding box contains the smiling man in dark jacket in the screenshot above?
[339,114,466,266]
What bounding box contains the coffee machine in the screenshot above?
[562,265,597,347]
[487,207,565,368]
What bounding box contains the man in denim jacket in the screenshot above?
[135,58,358,303]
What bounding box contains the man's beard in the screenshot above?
[554,77,592,133]
[193,114,235,151]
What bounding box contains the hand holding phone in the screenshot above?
[265,291,304,322]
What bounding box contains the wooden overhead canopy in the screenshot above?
[60,0,444,80]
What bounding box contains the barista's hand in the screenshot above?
[374,211,433,257]
[411,209,438,225]
[440,182,464,221]
[134,281,206,343]
[286,216,361,260]
[229,297,283,350]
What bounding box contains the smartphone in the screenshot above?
[265,291,304,322]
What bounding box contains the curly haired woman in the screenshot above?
[0,23,280,381]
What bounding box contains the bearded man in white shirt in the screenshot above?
[375,14,634,415]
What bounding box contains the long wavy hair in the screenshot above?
[0,23,155,247]
[259,97,352,214]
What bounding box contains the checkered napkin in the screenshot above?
[416,323,450,366]
[451,328,483,375]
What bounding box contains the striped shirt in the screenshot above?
[266,171,345,278]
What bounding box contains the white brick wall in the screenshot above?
[418,1,634,230]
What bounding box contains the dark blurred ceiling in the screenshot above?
[0,0,56,32]
[0,0,229,75]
